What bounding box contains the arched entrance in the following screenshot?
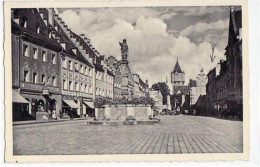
[49,99,57,119]
[37,99,45,111]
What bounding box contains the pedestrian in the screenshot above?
[52,110,57,120]
[48,109,51,119]
[193,109,196,116]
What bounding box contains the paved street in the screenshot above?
[13,115,243,155]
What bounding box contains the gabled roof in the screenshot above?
[173,60,183,73]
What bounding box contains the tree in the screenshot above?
[151,82,170,105]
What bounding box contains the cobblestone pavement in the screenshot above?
[13,115,243,155]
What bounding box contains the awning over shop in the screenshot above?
[12,90,29,104]
[62,100,79,109]
[83,101,94,108]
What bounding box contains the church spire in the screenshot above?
[173,58,183,73]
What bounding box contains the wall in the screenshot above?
[95,105,152,121]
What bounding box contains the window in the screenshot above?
[63,79,67,90]
[42,50,47,62]
[62,59,66,68]
[41,74,46,84]
[52,54,56,64]
[89,68,92,77]
[24,70,29,82]
[85,84,88,93]
[101,74,104,81]
[68,60,72,70]
[36,25,40,33]
[80,64,83,73]
[33,72,38,84]
[75,62,78,72]
[49,31,52,38]
[81,83,84,92]
[69,81,73,91]
[89,85,92,94]
[52,76,57,86]
[33,47,38,59]
[47,77,51,84]
[96,88,98,95]
[85,66,88,75]
[23,44,29,57]
[75,82,79,91]
[21,17,27,28]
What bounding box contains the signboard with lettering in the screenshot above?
[42,89,49,95]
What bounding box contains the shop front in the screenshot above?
[62,99,79,119]
[12,89,30,121]
[19,89,61,120]
[83,99,95,117]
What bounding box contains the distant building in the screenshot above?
[170,59,189,110]
[106,56,123,99]
[133,73,147,98]
[149,90,163,114]
[189,69,207,105]
[94,55,114,99]
[206,68,217,116]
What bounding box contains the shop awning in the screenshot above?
[62,100,79,109]
[83,101,94,108]
[12,90,29,104]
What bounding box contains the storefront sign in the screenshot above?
[42,89,49,95]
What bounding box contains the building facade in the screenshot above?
[11,8,116,120]
[12,8,63,121]
[50,9,97,118]
[205,6,242,117]
[133,73,147,98]
[94,56,114,99]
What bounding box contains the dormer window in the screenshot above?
[49,31,52,38]
[21,17,27,28]
[36,25,40,33]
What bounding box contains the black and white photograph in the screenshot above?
[4,0,250,162]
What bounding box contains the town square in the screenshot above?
[10,6,243,155]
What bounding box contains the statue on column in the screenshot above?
[119,39,128,60]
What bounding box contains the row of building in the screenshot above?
[168,6,242,116]
[205,6,242,116]
[12,8,148,121]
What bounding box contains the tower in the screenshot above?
[171,59,185,86]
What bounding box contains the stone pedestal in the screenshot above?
[104,105,111,119]
[126,104,135,117]
[147,105,153,117]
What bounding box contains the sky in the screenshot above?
[56,6,231,86]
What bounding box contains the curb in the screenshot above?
[13,118,91,126]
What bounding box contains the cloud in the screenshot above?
[174,6,227,16]
[180,19,229,36]
[160,12,178,20]
[57,7,228,88]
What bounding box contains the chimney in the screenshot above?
[80,34,85,38]
[47,8,54,26]
[231,6,234,13]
